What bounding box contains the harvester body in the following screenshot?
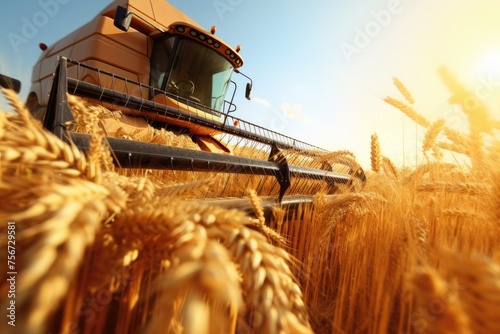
[2,0,365,201]
[28,0,247,153]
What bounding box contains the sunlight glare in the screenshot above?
[474,48,500,79]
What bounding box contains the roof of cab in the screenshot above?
[98,0,244,67]
[99,0,205,35]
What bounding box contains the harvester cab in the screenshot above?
[1,0,365,202]
[113,4,247,113]
[116,4,250,100]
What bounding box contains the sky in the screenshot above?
[1,0,500,168]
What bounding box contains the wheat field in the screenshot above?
[0,68,499,334]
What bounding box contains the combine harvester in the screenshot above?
[2,0,365,208]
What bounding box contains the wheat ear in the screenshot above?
[182,207,312,333]
[422,119,445,160]
[412,266,471,334]
[415,182,486,196]
[384,97,430,128]
[0,108,89,178]
[492,172,500,225]
[443,252,500,333]
[381,156,398,179]
[248,188,265,224]
[1,88,39,127]
[392,77,414,104]
[370,133,381,172]
[0,179,109,334]
[149,237,242,334]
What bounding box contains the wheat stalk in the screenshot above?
[0,119,88,176]
[443,252,500,333]
[436,141,470,156]
[245,188,286,246]
[392,77,414,104]
[384,97,430,128]
[412,219,427,259]
[492,173,500,226]
[0,90,108,181]
[67,94,117,134]
[370,134,381,172]
[111,189,311,333]
[381,156,398,179]
[0,179,110,334]
[149,235,242,334]
[246,219,287,247]
[85,232,135,293]
[1,88,39,127]
[205,216,311,333]
[229,230,312,334]
[469,129,485,171]
[416,182,486,196]
[412,266,471,334]
[248,188,265,224]
[422,119,445,160]
[1,63,499,334]
[315,150,357,163]
[442,126,465,144]
[441,209,480,220]
[156,178,216,199]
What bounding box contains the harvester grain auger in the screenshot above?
[2,0,365,205]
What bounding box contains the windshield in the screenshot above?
[151,38,233,112]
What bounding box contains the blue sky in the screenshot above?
[1,0,500,168]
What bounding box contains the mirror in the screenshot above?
[114,6,132,32]
[0,74,21,93]
[245,82,252,100]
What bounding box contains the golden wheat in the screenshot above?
[412,266,471,334]
[0,180,110,334]
[422,118,445,160]
[411,219,427,259]
[493,172,500,225]
[392,77,415,104]
[1,63,500,334]
[415,181,486,196]
[370,133,381,172]
[245,189,286,246]
[248,188,266,224]
[443,252,500,333]
[384,96,431,128]
[381,155,398,179]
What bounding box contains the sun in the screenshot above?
[474,48,500,79]
[471,48,500,119]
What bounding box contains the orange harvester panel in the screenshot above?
[28,0,243,143]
